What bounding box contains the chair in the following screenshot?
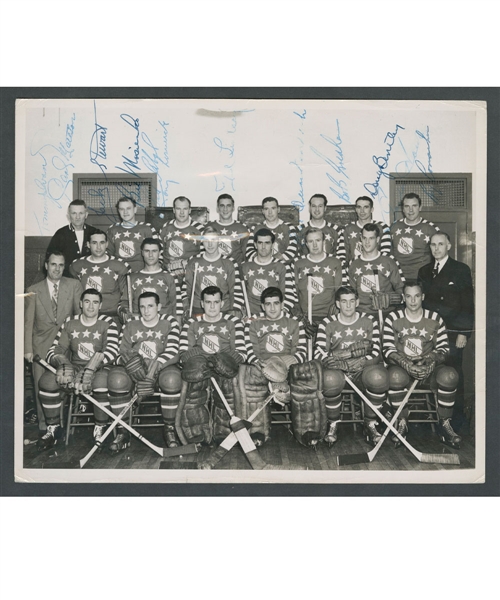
[64,392,95,445]
[407,387,439,433]
[129,393,163,428]
[339,388,364,432]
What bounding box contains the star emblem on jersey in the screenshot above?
[146,330,154,338]
[135,330,144,340]
[312,265,320,272]
[404,227,411,234]
[247,269,254,277]
[350,231,358,238]
[302,268,311,277]
[357,327,365,337]
[71,331,80,339]
[345,327,353,336]
[80,268,87,275]
[257,268,265,275]
[325,234,332,241]
[134,232,141,239]
[278,233,284,240]
[122,231,131,238]
[92,265,100,272]
[395,228,402,235]
[333,331,342,340]
[103,267,111,275]
[113,273,119,280]
[365,263,373,270]
[355,268,363,276]
[154,331,163,339]
[260,325,269,334]
[424,236,430,243]
[221,228,228,235]
[219,326,228,335]
[324,266,331,274]
[419,328,428,338]
[268,270,276,279]
[93,331,101,340]
[415,229,423,237]
[231,231,238,238]
[145,276,153,283]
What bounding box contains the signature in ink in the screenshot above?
[115,113,141,176]
[364,124,405,199]
[90,100,107,173]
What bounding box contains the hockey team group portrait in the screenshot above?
[16,97,486,484]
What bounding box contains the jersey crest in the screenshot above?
[168,240,184,258]
[201,274,217,289]
[309,276,324,296]
[87,275,102,292]
[354,240,363,259]
[138,340,157,360]
[202,334,220,354]
[219,240,232,256]
[77,342,95,361]
[404,337,423,357]
[398,237,414,255]
[119,240,135,258]
[360,273,377,293]
[252,279,268,297]
[266,333,284,353]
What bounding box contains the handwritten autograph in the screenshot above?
[115,113,141,176]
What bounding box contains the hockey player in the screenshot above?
[348,223,405,319]
[179,286,246,443]
[38,288,119,451]
[292,227,345,329]
[296,194,345,260]
[206,193,249,264]
[314,286,387,446]
[245,197,298,264]
[383,281,461,449]
[69,230,130,319]
[114,291,181,451]
[244,286,307,445]
[158,196,204,279]
[182,226,243,318]
[118,238,182,322]
[342,196,391,265]
[106,196,158,272]
[240,228,297,317]
[390,192,440,280]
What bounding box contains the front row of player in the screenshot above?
[35,280,461,459]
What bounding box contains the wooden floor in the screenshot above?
[22,418,475,472]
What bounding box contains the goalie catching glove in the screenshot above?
[261,355,289,383]
[206,351,242,379]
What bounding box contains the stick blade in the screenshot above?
[337,452,370,466]
[420,453,460,465]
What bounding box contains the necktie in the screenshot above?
[52,283,58,318]
[432,263,439,278]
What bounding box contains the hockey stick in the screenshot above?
[34,355,197,459]
[372,268,384,332]
[200,393,275,469]
[241,274,252,319]
[189,262,198,318]
[127,273,133,314]
[340,376,460,465]
[210,377,267,469]
[79,359,159,468]
[307,276,313,361]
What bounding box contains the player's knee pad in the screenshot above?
[107,366,132,394]
[91,369,109,392]
[159,365,182,394]
[362,365,389,394]
[388,365,410,390]
[435,365,459,391]
[39,370,59,393]
[323,368,345,398]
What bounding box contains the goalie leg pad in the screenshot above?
[289,361,327,447]
[107,367,131,425]
[212,375,238,442]
[179,379,212,444]
[238,364,270,445]
[388,365,410,420]
[159,366,182,424]
[38,371,64,426]
[433,365,458,420]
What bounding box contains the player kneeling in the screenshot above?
[315,286,389,446]
[112,292,181,453]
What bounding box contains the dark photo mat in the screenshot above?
[1,86,499,497]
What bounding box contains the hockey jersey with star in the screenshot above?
[159,218,204,268]
[342,220,392,265]
[315,312,381,363]
[69,256,130,315]
[293,254,345,318]
[389,218,439,280]
[206,219,250,264]
[383,308,449,362]
[245,220,298,264]
[245,314,307,364]
[106,221,158,272]
[46,315,119,368]
[182,253,242,314]
[117,314,180,367]
[118,269,182,319]
[239,257,297,316]
[179,314,246,359]
[297,220,345,261]
[348,253,405,315]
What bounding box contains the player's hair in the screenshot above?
[335,285,358,302]
[45,250,66,264]
[88,229,108,242]
[141,237,162,251]
[355,196,374,209]
[305,227,325,242]
[362,223,380,237]
[401,192,422,207]
[173,196,191,208]
[261,286,283,305]
[431,231,451,244]
[116,196,137,209]
[403,280,424,295]
[80,288,103,303]
[203,225,218,236]
[262,196,279,208]
[201,285,223,302]
[68,199,87,209]
[309,193,327,207]
[254,227,276,244]
[217,194,234,206]
[138,291,160,306]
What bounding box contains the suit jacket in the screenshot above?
[24,276,83,359]
[418,257,474,337]
[47,223,99,277]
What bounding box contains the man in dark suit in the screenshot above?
[25,251,83,432]
[46,199,98,277]
[418,232,474,430]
